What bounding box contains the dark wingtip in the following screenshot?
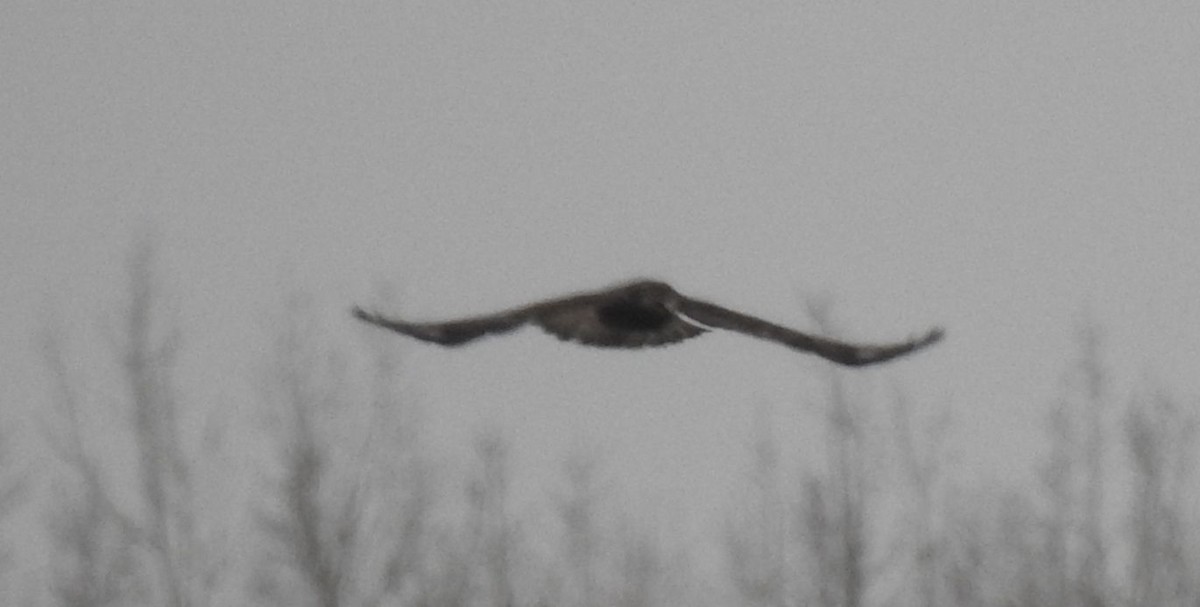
[921,327,946,346]
[351,305,377,324]
[841,326,945,367]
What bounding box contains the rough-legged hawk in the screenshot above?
[352,279,943,366]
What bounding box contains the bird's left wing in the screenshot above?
[352,305,536,346]
[677,297,943,366]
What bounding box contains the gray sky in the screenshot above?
[5,0,1200,567]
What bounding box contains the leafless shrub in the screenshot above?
[1036,318,1112,607]
[42,327,143,606]
[253,289,436,607]
[1124,389,1197,607]
[0,425,28,601]
[887,387,952,607]
[464,429,518,607]
[610,522,664,607]
[555,449,602,607]
[41,236,217,607]
[725,409,787,607]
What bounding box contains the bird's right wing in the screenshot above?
[351,305,536,346]
[677,297,944,366]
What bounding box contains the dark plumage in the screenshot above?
[352,279,944,366]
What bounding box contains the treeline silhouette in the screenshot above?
[13,239,1200,606]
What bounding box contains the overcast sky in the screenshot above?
[5,0,1200,566]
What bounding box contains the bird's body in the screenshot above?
[353,279,943,366]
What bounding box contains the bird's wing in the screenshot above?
[677,297,943,366]
[535,303,707,348]
[352,304,537,346]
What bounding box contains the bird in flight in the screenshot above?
[352,279,943,366]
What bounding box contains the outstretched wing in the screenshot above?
[351,290,610,346]
[677,297,943,366]
[352,305,535,346]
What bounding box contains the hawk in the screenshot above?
[352,279,943,366]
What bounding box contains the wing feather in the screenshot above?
[677,297,943,366]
